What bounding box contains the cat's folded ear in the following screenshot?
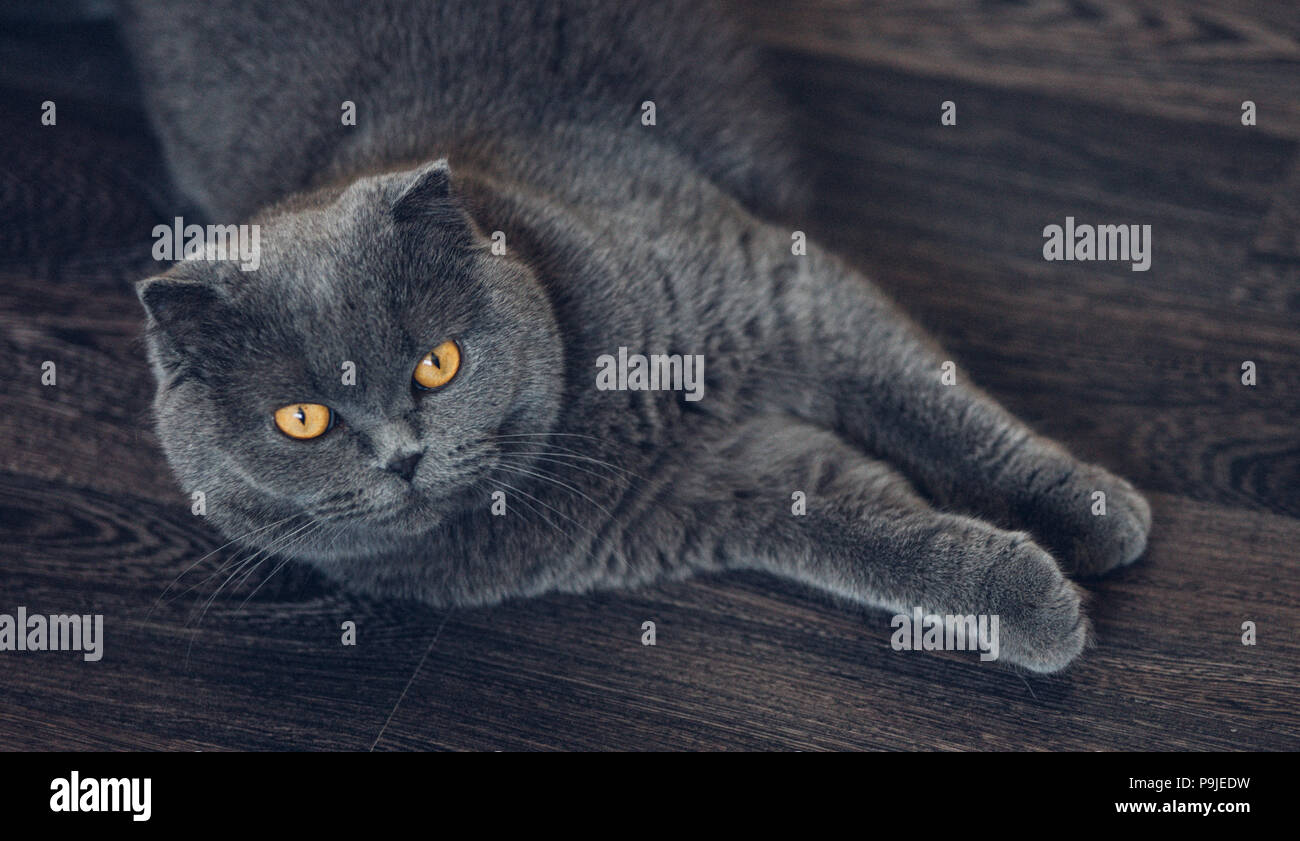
[136,274,228,331]
[390,159,475,242]
[392,159,452,216]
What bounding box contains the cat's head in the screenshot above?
[137,160,563,561]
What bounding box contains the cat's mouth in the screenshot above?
[311,469,492,535]
[294,449,509,542]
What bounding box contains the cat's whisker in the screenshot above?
[233,553,298,613]
[165,543,269,607]
[491,479,570,543]
[495,452,633,487]
[489,442,644,481]
[181,534,320,669]
[182,517,322,666]
[228,512,330,592]
[148,512,309,618]
[184,545,274,629]
[484,434,644,475]
[492,477,601,543]
[484,432,606,442]
[492,462,617,520]
[321,518,353,556]
[234,519,341,613]
[166,514,311,607]
[228,517,322,593]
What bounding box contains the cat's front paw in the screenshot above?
[1067,468,1151,576]
[989,537,1090,673]
[1021,462,1152,578]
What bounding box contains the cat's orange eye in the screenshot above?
[273,402,334,440]
[413,340,461,390]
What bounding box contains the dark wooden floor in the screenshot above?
[1,1,1297,750]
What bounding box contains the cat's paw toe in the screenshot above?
[1025,464,1152,578]
[1062,468,1151,577]
[992,539,1090,673]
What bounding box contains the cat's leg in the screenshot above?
[609,416,1091,673]
[789,252,1151,576]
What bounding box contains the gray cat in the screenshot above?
[123,0,1150,672]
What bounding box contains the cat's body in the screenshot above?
[123,0,1150,672]
[119,0,804,223]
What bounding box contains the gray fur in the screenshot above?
[125,0,1150,673]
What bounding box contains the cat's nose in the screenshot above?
[384,451,422,482]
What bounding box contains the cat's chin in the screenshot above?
[341,484,466,539]
[273,510,442,563]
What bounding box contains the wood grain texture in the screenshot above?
[0,2,1297,750]
[736,0,1300,140]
